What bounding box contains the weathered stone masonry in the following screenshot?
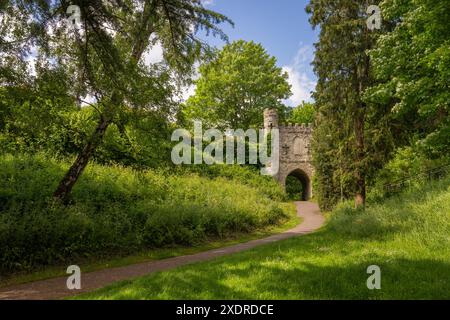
[263,109,314,200]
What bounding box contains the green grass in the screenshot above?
[76,177,450,300]
[0,153,289,275]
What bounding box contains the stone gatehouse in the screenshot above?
[263,109,314,200]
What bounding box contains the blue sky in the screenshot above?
[144,0,319,105]
[201,0,319,106]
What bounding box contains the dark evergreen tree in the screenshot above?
[307,0,384,209]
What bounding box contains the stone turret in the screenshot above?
[264,108,279,130]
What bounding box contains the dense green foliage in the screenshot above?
[307,0,382,210]
[307,0,449,210]
[287,102,315,125]
[77,175,450,300]
[285,175,304,201]
[1,1,448,297]
[183,40,291,129]
[0,153,288,274]
[369,145,449,200]
[183,164,286,201]
[365,0,449,158]
[0,86,173,169]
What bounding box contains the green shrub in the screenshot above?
[0,90,174,169]
[181,164,286,201]
[369,146,449,200]
[0,153,288,273]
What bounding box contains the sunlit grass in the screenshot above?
[76,177,450,300]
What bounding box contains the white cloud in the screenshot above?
[283,45,316,106]
[201,0,214,6]
[180,84,196,101]
[25,46,38,77]
[80,94,97,107]
[176,62,201,102]
[142,42,164,65]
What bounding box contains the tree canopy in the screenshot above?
[1,0,232,202]
[287,102,315,125]
[365,0,450,158]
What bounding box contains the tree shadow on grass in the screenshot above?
[326,177,450,242]
[86,232,450,300]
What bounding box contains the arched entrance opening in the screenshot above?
[285,169,311,201]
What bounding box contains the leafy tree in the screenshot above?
[365,0,450,160]
[0,65,78,154]
[1,0,232,202]
[183,40,291,129]
[287,102,315,124]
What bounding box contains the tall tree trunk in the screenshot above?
[53,116,111,203]
[52,1,157,203]
[354,32,371,209]
[354,110,366,208]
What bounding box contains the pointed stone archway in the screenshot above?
[284,167,312,201]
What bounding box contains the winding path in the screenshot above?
[0,201,324,300]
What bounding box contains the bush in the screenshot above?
[369,145,449,200]
[180,164,286,201]
[0,153,288,273]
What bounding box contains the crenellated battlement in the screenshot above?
[280,122,313,128]
[279,123,313,131]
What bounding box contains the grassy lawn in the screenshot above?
[75,177,450,300]
[0,203,300,288]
